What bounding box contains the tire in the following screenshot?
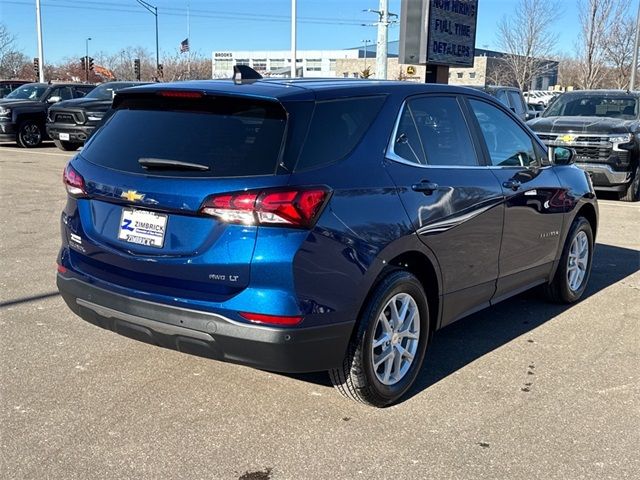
[329,270,430,407]
[544,216,594,304]
[618,165,640,202]
[53,139,81,151]
[16,120,43,148]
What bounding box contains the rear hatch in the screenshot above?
[66,90,293,301]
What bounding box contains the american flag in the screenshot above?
[180,38,189,53]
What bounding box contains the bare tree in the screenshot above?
[496,0,559,90]
[576,0,616,89]
[556,55,584,89]
[0,23,30,79]
[604,0,635,89]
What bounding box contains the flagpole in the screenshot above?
[187,2,191,78]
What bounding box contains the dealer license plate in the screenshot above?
[59,133,70,141]
[118,208,167,248]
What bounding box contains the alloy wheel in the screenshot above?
[567,231,589,291]
[371,293,420,386]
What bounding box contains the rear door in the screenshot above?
[384,94,504,327]
[67,92,291,300]
[466,97,565,301]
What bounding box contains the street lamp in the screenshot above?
[135,0,159,72]
[85,37,91,82]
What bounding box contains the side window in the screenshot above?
[295,96,386,171]
[392,105,426,165]
[469,99,539,167]
[75,86,93,98]
[47,87,72,101]
[507,91,526,115]
[495,90,509,107]
[403,96,479,166]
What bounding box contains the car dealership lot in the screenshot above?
[1,145,639,480]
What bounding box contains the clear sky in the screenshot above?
[1,0,638,63]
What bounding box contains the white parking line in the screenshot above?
[0,147,74,158]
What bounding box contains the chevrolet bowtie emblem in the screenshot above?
[558,134,577,143]
[121,190,145,202]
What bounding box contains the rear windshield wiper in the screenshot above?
[138,158,210,171]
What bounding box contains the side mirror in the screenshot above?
[47,96,61,103]
[549,146,575,165]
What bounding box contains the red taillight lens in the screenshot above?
[57,264,67,274]
[240,312,303,326]
[200,187,330,228]
[63,163,86,197]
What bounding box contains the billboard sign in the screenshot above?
[400,0,478,67]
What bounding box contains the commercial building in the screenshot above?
[211,50,359,78]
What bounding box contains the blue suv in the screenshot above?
[57,78,598,407]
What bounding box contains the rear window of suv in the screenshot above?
[81,95,287,177]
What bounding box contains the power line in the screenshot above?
[5,0,366,26]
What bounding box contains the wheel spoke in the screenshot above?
[372,333,390,349]
[379,312,392,334]
[374,347,394,368]
[382,355,393,383]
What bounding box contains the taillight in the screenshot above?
[157,90,203,98]
[200,187,330,228]
[240,311,303,326]
[63,163,86,197]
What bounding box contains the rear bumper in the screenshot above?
[47,123,96,143]
[57,274,353,373]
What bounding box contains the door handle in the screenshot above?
[502,178,521,191]
[411,181,439,195]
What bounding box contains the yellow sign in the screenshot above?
[121,190,145,202]
[406,66,416,75]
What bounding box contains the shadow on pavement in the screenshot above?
[0,291,60,308]
[288,243,640,397]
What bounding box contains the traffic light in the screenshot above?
[80,56,87,70]
[33,57,40,79]
[133,58,141,80]
[157,64,163,79]
[88,57,94,71]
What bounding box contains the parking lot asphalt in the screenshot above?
[1,144,639,480]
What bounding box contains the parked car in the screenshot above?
[524,90,556,107]
[528,102,545,118]
[47,81,149,151]
[0,80,31,98]
[57,78,598,407]
[469,86,530,121]
[528,90,640,202]
[0,82,94,147]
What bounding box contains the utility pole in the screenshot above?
[631,0,640,90]
[363,2,397,80]
[35,0,45,82]
[187,2,191,79]
[136,0,159,72]
[291,0,297,78]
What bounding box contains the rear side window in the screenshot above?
[395,96,479,167]
[295,96,385,171]
[81,96,287,177]
[507,91,525,115]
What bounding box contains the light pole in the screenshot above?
[35,0,45,82]
[631,0,640,90]
[291,0,297,78]
[363,3,398,80]
[85,37,91,82]
[136,0,159,73]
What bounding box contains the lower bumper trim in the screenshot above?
[57,274,353,373]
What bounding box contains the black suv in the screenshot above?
[47,81,148,151]
[469,86,530,122]
[0,82,94,148]
[528,90,640,202]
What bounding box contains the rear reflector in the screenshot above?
[157,90,203,98]
[200,187,330,228]
[63,163,86,197]
[57,264,67,274]
[240,312,303,326]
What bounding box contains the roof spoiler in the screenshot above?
[233,65,262,85]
